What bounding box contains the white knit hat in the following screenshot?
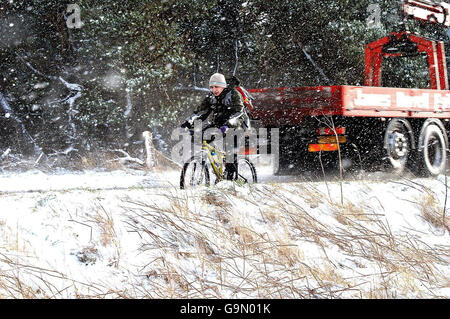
[209,73,227,88]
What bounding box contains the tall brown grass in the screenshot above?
[0,178,448,298]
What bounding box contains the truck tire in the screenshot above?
[417,120,448,177]
[383,118,415,174]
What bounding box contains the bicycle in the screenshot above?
[180,138,257,189]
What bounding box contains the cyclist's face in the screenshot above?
[210,85,225,97]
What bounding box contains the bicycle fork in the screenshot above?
[203,141,225,181]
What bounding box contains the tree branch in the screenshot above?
[0,91,42,155]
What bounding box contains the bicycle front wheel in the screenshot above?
[234,158,257,184]
[180,156,210,189]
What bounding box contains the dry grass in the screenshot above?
[417,189,450,232]
[0,149,147,173]
[0,251,122,298]
[117,182,448,299]
[88,204,121,267]
[0,178,448,299]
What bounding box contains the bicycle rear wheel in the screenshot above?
[234,158,257,184]
[180,156,210,189]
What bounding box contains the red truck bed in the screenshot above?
[248,85,450,126]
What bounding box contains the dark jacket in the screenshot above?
[184,87,248,130]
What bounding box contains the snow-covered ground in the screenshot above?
[0,165,448,298]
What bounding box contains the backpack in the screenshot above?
[226,76,254,129]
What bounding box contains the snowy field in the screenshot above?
[0,164,448,299]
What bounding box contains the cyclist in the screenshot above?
[181,73,248,180]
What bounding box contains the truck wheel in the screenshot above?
[383,118,414,174]
[418,122,447,176]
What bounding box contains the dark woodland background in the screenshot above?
[0,0,447,165]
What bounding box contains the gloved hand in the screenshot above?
[180,121,190,129]
[220,125,228,134]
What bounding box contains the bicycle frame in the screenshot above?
[202,140,225,181]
